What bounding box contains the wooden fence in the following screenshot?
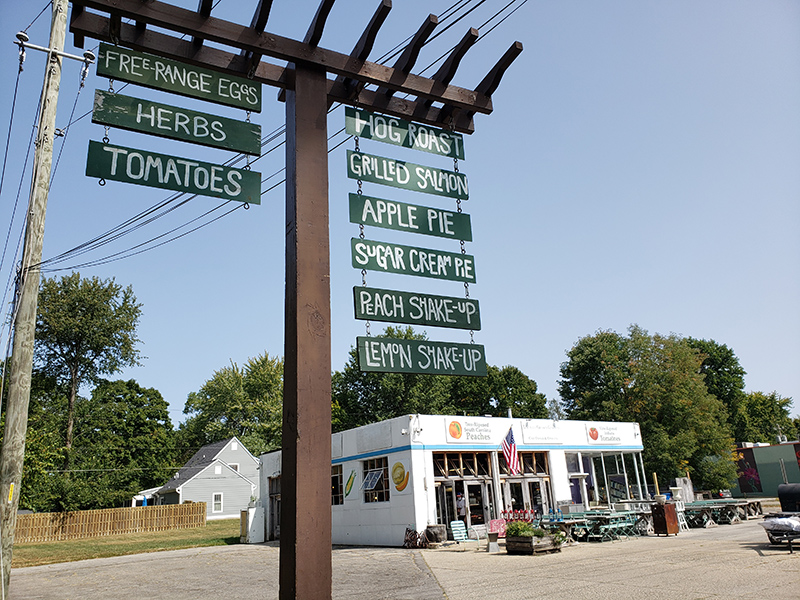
[15,502,207,543]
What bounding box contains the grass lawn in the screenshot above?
[12,518,241,568]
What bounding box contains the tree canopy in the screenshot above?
[34,272,142,461]
[16,377,177,512]
[332,327,547,432]
[558,325,737,490]
[180,353,284,457]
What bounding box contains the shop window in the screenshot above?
[212,492,223,513]
[535,452,548,474]
[565,453,580,473]
[447,455,461,478]
[433,453,447,478]
[331,465,343,505]
[476,453,491,477]
[522,453,536,474]
[463,453,478,477]
[363,457,390,503]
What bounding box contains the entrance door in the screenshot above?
[465,482,487,526]
[436,481,458,525]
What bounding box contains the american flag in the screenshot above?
[502,427,520,474]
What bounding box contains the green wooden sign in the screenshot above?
[351,238,475,283]
[345,107,465,160]
[92,91,261,155]
[354,286,481,330]
[347,150,468,200]
[349,194,472,241]
[97,43,262,112]
[357,336,487,376]
[85,140,261,204]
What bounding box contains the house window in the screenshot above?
[232,441,238,451]
[229,463,239,472]
[331,465,344,505]
[214,465,222,475]
[363,457,390,503]
[213,493,223,513]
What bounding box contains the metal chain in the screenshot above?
[244,111,252,170]
[454,150,473,343]
[354,131,370,336]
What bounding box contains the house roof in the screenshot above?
[156,437,238,495]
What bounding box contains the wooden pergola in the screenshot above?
[68,2,521,598]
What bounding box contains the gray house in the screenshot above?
[154,437,259,520]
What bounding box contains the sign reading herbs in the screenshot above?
[346,108,485,376]
[92,90,261,155]
[86,44,262,203]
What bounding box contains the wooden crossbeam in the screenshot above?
[475,40,524,97]
[376,13,437,100]
[338,0,392,100]
[71,9,476,133]
[414,27,479,118]
[433,28,479,85]
[244,0,277,77]
[391,14,438,75]
[192,0,214,52]
[251,0,274,32]
[304,0,336,47]
[70,0,493,119]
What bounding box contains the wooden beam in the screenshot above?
[192,0,214,52]
[251,0,274,32]
[432,28,478,85]
[70,4,85,48]
[69,1,494,115]
[351,0,391,62]
[243,0,277,78]
[71,9,476,132]
[376,12,437,99]
[73,10,287,87]
[304,0,336,47]
[391,14,437,75]
[338,0,392,100]
[414,27,479,117]
[475,40,523,97]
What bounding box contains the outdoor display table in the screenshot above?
[541,518,589,542]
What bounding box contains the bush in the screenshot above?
[505,520,536,537]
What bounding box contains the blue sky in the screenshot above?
[0,0,798,425]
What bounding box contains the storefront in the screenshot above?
[258,414,645,546]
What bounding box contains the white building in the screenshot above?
[259,414,646,546]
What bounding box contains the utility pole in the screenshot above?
[0,1,68,596]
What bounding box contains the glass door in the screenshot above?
[465,481,487,526]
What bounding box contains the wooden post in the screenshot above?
[0,1,67,596]
[280,61,332,600]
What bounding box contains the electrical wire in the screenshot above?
[28,0,519,274]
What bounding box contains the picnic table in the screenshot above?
[541,517,589,542]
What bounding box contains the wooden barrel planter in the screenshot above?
[506,535,562,555]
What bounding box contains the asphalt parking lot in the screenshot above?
[10,517,799,600]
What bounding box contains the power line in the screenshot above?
[27,0,517,274]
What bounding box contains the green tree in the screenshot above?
[16,378,176,512]
[34,272,142,464]
[737,391,796,443]
[685,337,747,439]
[180,353,283,456]
[559,325,737,490]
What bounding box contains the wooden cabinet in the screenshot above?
[652,503,679,535]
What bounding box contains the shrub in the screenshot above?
[505,520,536,537]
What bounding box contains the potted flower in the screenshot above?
[505,521,565,555]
